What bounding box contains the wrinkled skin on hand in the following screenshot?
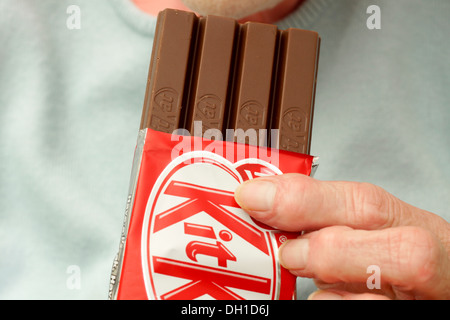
[235,173,450,300]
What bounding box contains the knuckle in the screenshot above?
[271,174,310,229]
[347,182,394,229]
[311,226,351,280]
[390,227,441,285]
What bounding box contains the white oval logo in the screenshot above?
[141,151,285,300]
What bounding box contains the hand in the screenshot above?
[234,173,450,300]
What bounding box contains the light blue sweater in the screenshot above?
[0,0,449,299]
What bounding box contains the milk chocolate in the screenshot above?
[228,22,278,146]
[140,9,196,132]
[185,15,237,135]
[141,9,320,155]
[272,29,320,154]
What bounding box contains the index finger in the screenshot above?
[234,173,448,237]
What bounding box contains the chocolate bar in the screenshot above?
[229,22,278,146]
[141,8,320,154]
[140,9,196,132]
[110,9,321,300]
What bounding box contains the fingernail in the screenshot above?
[308,290,343,300]
[234,180,276,212]
[279,239,309,270]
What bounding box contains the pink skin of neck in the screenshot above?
[131,0,304,23]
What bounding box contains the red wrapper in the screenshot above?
[109,129,316,300]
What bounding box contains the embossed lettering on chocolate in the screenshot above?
[272,29,320,154]
[228,22,278,147]
[140,9,196,132]
[185,15,237,136]
[140,9,320,155]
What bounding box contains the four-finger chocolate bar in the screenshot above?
[140,9,319,153]
[110,8,320,300]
